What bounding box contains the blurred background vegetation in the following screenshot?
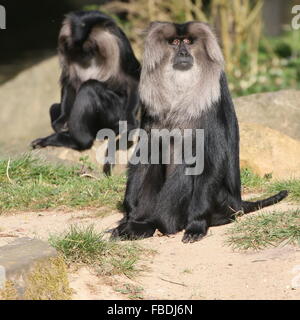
[1,0,300,97]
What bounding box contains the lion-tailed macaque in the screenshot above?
[32,10,140,151]
[112,22,288,243]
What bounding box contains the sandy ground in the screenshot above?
[0,202,299,300]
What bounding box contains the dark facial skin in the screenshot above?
[65,41,97,63]
[169,37,194,71]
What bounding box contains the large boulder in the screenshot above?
[0,56,60,156]
[234,90,300,141]
[0,237,71,300]
[239,122,300,179]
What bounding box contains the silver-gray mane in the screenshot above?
[139,21,224,122]
[58,18,121,91]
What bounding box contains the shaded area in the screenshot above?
[0,0,105,84]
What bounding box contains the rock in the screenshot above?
[239,122,300,179]
[32,137,136,176]
[0,237,72,300]
[0,56,60,156]
[234,90,300,141]
[32,141,106,168]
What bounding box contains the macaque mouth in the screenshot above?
[173,57,193,71]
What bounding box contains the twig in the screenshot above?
[159,277,187,287]
[80,173,100,180]
[6,158,13,184]
[0,233,18,238]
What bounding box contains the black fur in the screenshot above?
[112,72,288,243]
[31,11,140,151]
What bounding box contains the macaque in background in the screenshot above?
[32,10,140,151]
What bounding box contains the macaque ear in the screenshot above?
[204,31,224,65]
[189,22,224,66]
[142,21,175,71]
[58,18,72,51]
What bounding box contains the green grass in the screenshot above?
[182,268,193,274]
[241,168,300,203]
[0,156,299,215]
[240,168,269,191]
[226,209,300,251]
[49,225,144,277]
[114,283,144,300]
[266,180,300,203]
[0,154,126,213]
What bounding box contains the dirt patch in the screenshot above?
[137,220,300,299]
[0,202,299,300]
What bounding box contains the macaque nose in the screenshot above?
[178,49,189,57]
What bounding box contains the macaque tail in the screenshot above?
[242,190,288,214]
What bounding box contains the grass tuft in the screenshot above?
[241,168,300,203]
[241,168,269,191]
[226,209,300,250]
[49,225,144,277]
[266,180,300,203]
[114,283,144,300]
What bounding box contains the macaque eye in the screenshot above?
[170,39,180,46]
[183,38,192,44]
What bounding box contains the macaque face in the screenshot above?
[142,21,224,74]
[168,37,194,71]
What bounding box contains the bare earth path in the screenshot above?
[0,202,299,300]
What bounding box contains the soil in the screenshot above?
[0,202,299,300]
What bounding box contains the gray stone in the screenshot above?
[0,237,57,292]
[32,137,135,176]
[234,90,300,141]
[240,122,300,179]
[0,57,60,157]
